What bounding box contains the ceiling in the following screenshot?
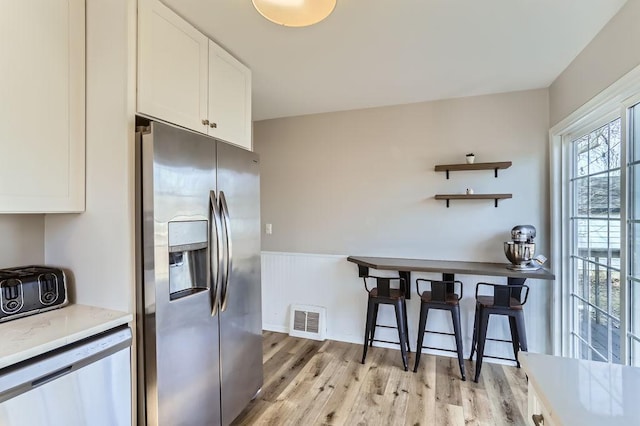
[162,0,628,121]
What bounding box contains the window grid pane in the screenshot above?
[570,117,621,364]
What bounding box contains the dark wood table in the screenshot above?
[347,256,555,299]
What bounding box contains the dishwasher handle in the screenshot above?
[0,325,131,403]
[31,366,73,387]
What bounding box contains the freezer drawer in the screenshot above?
[0,326,132,426]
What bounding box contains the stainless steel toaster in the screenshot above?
[0,266,68,322]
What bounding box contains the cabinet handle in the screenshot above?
[210,122,217,128]
[532,414,544,426]
[202,119,210,125]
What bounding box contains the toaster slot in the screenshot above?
[1,279,24,314]
[38,273,59,305]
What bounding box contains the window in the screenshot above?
[552,67,640,367]
[568,118,621,363]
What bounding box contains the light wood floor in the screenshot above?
[232,332,529,426]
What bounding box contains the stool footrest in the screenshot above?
[423,330,456,337]
[372,338,402,346]
[485,337,514,343]
[420,345,458,354]
[374,324,398,330]
[471,353,518,363]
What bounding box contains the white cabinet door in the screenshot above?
[208,41,252,150]
[138,0,208,133]
[527,381,557,426]
[0,0,85,213]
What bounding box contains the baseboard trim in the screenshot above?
[263,324,288,334]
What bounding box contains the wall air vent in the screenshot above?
[289,304,326,341]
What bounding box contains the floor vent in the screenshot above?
[289,304,326,341]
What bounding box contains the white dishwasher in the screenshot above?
[0,326,132,426]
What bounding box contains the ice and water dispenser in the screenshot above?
[168,220,208,300]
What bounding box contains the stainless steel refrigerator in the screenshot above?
[135,120,263,426]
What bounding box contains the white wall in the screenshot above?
[44,0,136,313]
[257,89,550,258]
[549,0,640,126]
[261,252,552,362]
[0,215,44,267]
[255,88,554,356]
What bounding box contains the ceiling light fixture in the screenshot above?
[252,0,336,27]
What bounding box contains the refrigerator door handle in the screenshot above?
[219,190,232,313]
[209,190,224,316]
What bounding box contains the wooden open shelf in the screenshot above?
[434,161,512,179]
[435,193,512,208]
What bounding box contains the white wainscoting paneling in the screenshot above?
[261,251,552,363]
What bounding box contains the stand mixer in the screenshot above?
[504,225,540,270]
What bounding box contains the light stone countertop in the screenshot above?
[520,352,640,426]
[0,304,132,369]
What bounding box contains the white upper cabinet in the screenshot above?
[208,42,252,150]
[0,0,85,213]
[138,0,253,150]
[137,0,209,134]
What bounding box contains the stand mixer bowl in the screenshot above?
[504,242,536,269]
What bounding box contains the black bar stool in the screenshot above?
[413,279,465,380]
[361,275,410,371]
[469,282,529,382]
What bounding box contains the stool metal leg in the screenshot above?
[515,310,528,356]
[451,304,466,381]
[393,300,409,371]
[473,310,490,383]
[369,303,379,347]
[402,299,411,353]
[508,316,520,367]
[413,302,428,372]
[469,303,481,361]
[362,298,375,364]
